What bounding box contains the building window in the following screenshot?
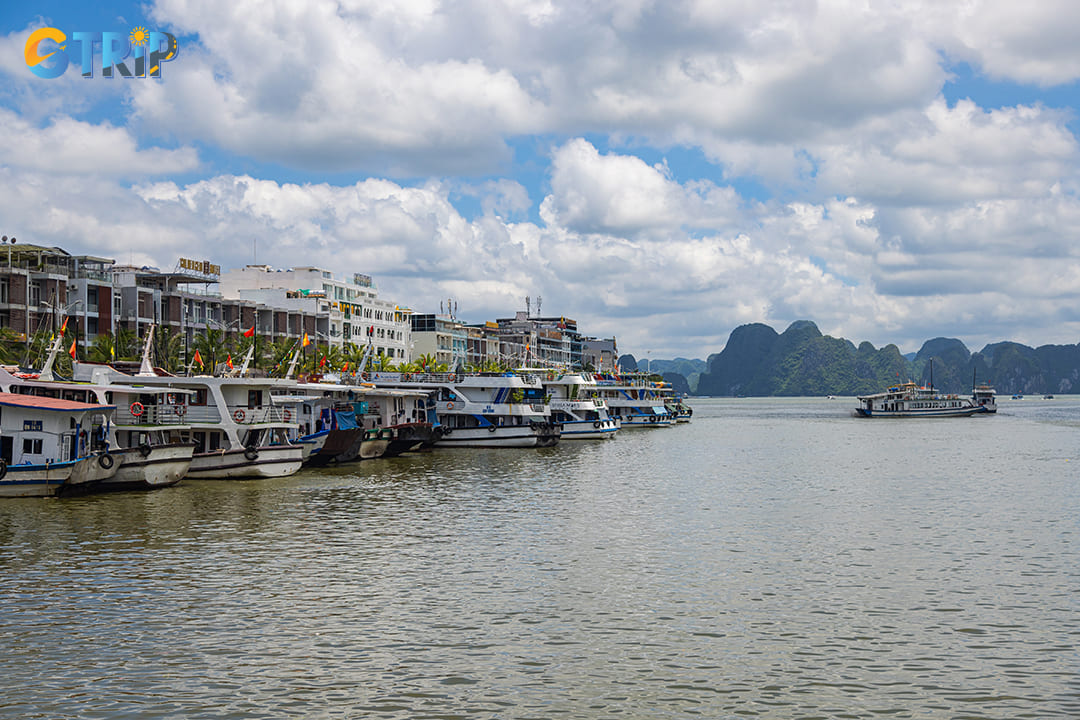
[0,277,7,304]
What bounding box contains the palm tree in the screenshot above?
[114,327,139,361]
[192,329,223,374]
[154,326,185,373]
[88,333,116,363]
[0,327,23,364]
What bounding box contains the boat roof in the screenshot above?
[0,392,114,412]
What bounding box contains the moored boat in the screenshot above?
[538,371,618,439]
[0,392,119,498]
[74,351,304,480]
[593,372,676,427]
[367,372,560,448]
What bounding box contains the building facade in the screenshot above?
[220,266,411,361]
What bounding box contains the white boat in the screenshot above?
[74,350,303,479]
[0,368,194,490]
[855,382,995,418]
[974,384,998,413]
[593,372,676,427]
[0,392,119,498]
[537,371,617,439]
[367,372,560,448]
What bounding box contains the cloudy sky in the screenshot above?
[4,1,1080,359]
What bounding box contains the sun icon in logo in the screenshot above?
[130,26,148,46]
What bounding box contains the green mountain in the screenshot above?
[697,321,910,396]
[697,321,1080,396]
[623,322,1080,396]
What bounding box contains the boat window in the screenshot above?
[247,390,262,409]
[191,389,208,406]
[22,438,43,454]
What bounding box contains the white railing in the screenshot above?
[115,404,191,426]
[225,406,292,424]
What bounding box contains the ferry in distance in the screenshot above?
[855,382,996,418]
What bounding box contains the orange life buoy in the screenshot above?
[130,402,144,417]
[283,409,292,422]
[233,409,246,422]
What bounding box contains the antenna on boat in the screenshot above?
[929,358,934,391]
[36,333,65,381]
[137,324,156,377]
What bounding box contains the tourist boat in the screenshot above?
[2,368,195,491]
[2,332,195,490]
[0,392,120,497]
[973,384,998,413]
[855,382,994,418]
[593,372,676,427]
[366,371,560,447]
[537,371,617,439]
[74,347,304,479]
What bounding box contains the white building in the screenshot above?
[220,266,412,361]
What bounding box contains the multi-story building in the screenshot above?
[495,312,582,368]
[581,337,618,372]
[410,313,468,369]
[0,243,82,355]
[220,266,411,361]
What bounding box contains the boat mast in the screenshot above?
[137,324,156,377]
[36,333,65,381]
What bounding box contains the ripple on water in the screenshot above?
[1,399,1078,718]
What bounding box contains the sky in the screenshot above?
[4,1,1080,360]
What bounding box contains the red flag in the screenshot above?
[68,337,76,359]
[319,355,327,368]
[243,326,255,338]
[193,349,204,368]
[302,333,311,347]
[227,354,234,370]
[341,362,349,372]
[60,317,69,335]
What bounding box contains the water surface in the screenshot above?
[1,397,1077,718]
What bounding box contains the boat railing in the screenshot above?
[367,371,541,387]
[115,404,191,426]
[225,406,292,424]
[178,405,223,424]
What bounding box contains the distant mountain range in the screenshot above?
[617,355,707,395]
[690,320,1080,396]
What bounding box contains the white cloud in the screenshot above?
[0,108,198,176]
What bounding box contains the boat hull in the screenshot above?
[854,406,990,418]
[185,444,304,479]
[302,428,364,466]
[99,443,195,490]
[558,419,618,439]
[435,423,559,448]
[0,459,83,498]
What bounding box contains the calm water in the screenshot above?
[1,397,1078,719]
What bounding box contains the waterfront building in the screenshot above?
[495,312,582,368]
[410,313,468,369]
[220,266,411,361]
[581,337,618,373]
